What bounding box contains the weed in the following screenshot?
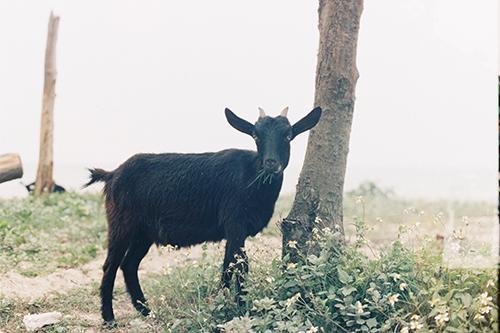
[0,192,106,276]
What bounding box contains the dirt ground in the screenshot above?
[0,236,282,332]
[0,244,211,301]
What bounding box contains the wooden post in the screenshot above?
[35,12,60,195]
[0,153,23,184]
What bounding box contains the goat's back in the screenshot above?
[102,149,277,247]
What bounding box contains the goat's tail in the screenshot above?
[83,168,113,188]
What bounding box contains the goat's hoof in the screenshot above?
[102,319,117,329]
[135,304,151,317]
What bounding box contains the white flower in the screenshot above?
[287,240,298,248]
[474,313,485,322]
[306,326,319,333]
[409,314,423,330]
[400,327,409,333]
[452,228,465,240]
[285,293,301,307]
[480,292,493,306]
[287,263,297,270]
[399,283,408,291]
[410,322,423,330]
[480,305,492,314]
[486,279,495,288]
[434,312,449,326]
[389,273,401,281]
[388,293,400,306]
[354,301,364,314]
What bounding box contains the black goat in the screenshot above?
[85,106,321,325]
[22,181,66,194]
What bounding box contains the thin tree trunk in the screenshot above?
[282,0,363,259]
[0,153,23,184]
[35,12,59,195]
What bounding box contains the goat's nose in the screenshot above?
[264,159,281,173]
[264,159,278,168]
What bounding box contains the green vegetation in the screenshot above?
[145,218,497,332]
[0,192,106,276]
[0,187,496,332]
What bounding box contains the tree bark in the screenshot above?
[282,0,363,259]
[0,153,23,184]
[35,12,59,195]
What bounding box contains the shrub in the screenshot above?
[149,229,497,333]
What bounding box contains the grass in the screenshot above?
[0,184,497,332]
[268,182,496,246]
[0,184,493,277]
[0,192,107,277]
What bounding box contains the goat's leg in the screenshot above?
[234,248,248,304]
[120,236,152,316]
[221,226,248,307]
[100,235,129,326]
[221,243,234,289]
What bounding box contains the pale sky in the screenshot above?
[0,0,497,201]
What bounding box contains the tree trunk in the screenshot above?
[282,0,363,259]
[0,153,23,184]
[35,12,59,195]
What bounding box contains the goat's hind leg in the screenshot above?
[100,233,129,326]
[120,235,152,316]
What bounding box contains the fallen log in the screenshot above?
[0,153,23,184]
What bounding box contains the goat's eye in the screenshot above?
[286,134,292,141]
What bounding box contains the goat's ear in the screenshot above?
[225,108,255,136]
[291,107,322,139]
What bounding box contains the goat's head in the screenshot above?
[225,106,322,175]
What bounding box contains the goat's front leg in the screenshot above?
[221,227,248,307]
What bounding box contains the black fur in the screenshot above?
[85,107,321,325]
[22,181,66,193]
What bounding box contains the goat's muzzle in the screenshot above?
[264,159,282,174]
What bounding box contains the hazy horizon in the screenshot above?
[0,1,497,202]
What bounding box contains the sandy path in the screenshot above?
[0,235,280,332]
[0,236,281,302]
[0,242,224,301]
